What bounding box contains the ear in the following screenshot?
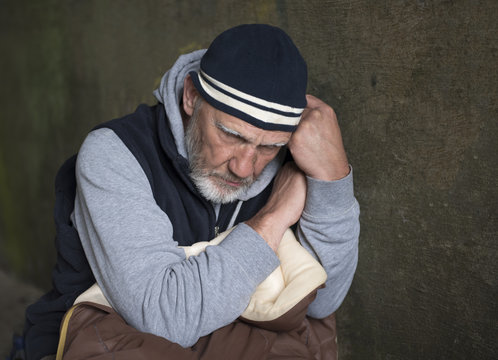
[182,74,198,116]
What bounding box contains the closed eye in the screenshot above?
[259,143,283,150]
[258,143,284,156]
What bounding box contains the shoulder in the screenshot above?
[78,128,128,164]
[76,128,150,189]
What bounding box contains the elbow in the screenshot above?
[166,332,199,348]
[308,252,358,318]
[307,288,348,318]
[137,319,201,348]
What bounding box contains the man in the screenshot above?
[24,24,359,359]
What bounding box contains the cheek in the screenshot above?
[204,139,234,168]
[253,152,277,177]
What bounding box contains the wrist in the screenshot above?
[304,166,355,217]
[307,160,350,181]
[245,212,286,252]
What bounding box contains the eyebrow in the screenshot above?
[215,121,287,147]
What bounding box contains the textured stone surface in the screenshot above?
[0,270,42,358]
[0,0,496,358]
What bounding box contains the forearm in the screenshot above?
[297,168,360,317]
[76,204,277,346]
[74,129,279,346]
[245,162,307,252]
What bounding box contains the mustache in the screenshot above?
[209,171,254,186]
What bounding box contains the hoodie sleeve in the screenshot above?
[297,168,360,318]
[72,128,280,347]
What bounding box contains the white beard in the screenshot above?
[188,171,248,204]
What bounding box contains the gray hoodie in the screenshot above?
[71,50,360,347]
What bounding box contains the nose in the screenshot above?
[228,145,256,179]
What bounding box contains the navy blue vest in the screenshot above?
[24,104,274,359]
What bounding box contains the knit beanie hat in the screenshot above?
[189,24,308,132]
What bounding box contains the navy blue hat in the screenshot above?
[190,24,308,132]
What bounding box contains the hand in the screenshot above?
[288,95,350,181]
[245,162,306,252]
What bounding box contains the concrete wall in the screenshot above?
[1,1,496,358]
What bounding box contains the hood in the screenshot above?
[153,50,284,202]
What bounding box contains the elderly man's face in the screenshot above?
[186,99,291,204]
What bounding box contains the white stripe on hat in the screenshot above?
[198,71,303,126]
[202,71,304,115]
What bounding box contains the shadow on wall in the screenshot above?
[0,270,42,358]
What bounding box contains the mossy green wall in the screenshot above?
[1,1,496,358]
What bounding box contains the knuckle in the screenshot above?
[307,108,322,119]
[326,106,337,119]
